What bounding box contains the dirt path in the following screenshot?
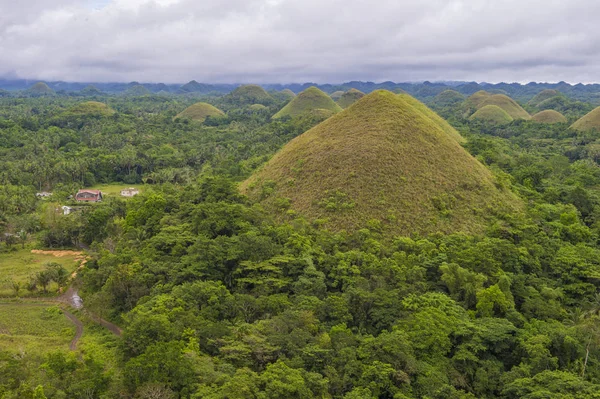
[62,309,84,350]
[58,287,122,337]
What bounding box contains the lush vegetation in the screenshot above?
[2,84,600,398]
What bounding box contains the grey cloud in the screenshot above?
[0,0,599,83]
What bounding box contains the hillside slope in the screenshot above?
[243,90,520,235]
[572,107,600,131]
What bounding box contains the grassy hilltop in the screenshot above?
[470,105,514,125]
[175,102,225,122]
[243,90,521,235]
[273,86,342,119]
[531,109,567,124]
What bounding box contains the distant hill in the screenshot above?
[272,87,342,119]
[528,89,562,107]
[229,85,274,105]
[124,84,150,96]
[531,110,567,124]
[281,89,296,98]
[27,82,54,96]
[66,101,115,117]
[243,90,521,235]
[571,107,600,131]
[432,90,465,107]
[176,102,225,122]
[465,91,492,109]
[178,80,214,94]
[337,89,365,109]
[330,91,345,100]
[469,105,514,125]
[80,85,103,95]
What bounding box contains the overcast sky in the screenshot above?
[0,0,598,84]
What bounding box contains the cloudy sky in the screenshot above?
[0,0,597,84]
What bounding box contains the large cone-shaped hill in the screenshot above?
[470,105,513,125]
[273,87,342,119]
[242,90,521,235]
[66,101,116,117]
[531,110,567,124]
[337,89,365,109]
[571,107,600,131]
[230,85,273,105]
[176,102,225,122]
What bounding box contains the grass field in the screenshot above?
[87,183,149,197]
[0,303,75,354]
[0,248,82,297]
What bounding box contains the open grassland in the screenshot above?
[0,303,74,355]
[87,183,149,197]
[0,248,82,297]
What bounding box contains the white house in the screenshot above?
[120,187,140,197]
[62,206,73,215]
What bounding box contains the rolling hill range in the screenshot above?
[175,102,225,122]
[465,91,530,120]
[273,86,342,119]
[242,90,521,235]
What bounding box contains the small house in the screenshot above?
[62,206,73,215]
[120,187,140,197]
[75,189,103,202]
[36,191,53,197]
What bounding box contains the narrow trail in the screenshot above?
[62,309,84,350]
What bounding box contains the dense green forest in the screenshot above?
[3,86,600,399]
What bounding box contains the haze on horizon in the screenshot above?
[1,0,598,84]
